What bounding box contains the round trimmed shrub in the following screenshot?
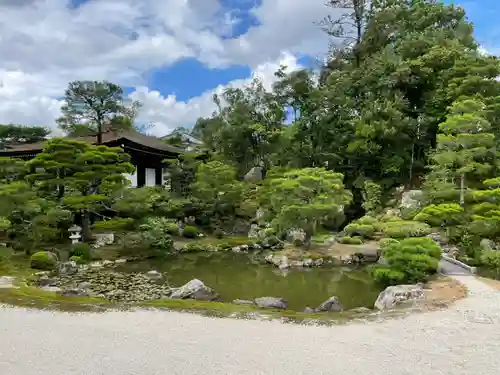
[182,225,198,238]
[69,255,86,265]
[339,236,363,245]
[30,251,57,270]
[165,222,180,235]
[70,243,91,261]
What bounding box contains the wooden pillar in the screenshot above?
[137,165,146,187]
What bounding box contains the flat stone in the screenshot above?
[254,297,288,310]
[0,276,17,289]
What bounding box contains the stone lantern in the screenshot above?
[68,225,82,244]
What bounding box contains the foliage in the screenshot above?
[469,178,500,237]
[339,236,363,245]
[181,243,214,253]
[69,255,87,265]
[111,187,162,218]
[380,220,431,239]
[378,238,399,250]
[70,243,91,261]
[119,232,152,250]
[165,222,180,236]
[191,161,245,219]
[0,247,13,263]
[344,223,375,239]
[57,80,141,138]
[480,250,500,272]
[430,99,495,206]
[414,204,465,227]
[30,251,57,270]
[373,237,441,286]
[92,218,135,232]
[139,217,176,252]
[259,168,352,243]
[25,139,134,238]
[362,180,382,215]
[182,225,198,239]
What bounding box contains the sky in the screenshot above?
[0,0,498,137]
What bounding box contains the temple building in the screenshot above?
[0,129,186,188]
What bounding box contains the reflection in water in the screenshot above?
[117,252,381,311]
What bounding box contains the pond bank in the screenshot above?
[0,275,496,375]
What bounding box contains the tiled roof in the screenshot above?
[1,130,185,154]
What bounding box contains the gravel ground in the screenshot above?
[1,275,500,375]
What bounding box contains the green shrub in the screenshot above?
[0,247,13,263]
[93,218,135,231]
[381,220,431,238]
[374,237,441,286]
[400,207,420,221]
[181,243,213,253]
[69,255,86,264]
[120,232,152,250]
[378,238,399,250]
[356,216,377,225]
[165,222,180,235]
[70,243,91,260]
[339,236,363,245]
[344,223,375,239]
[371,267,405,285]
[182,225,198,238]
[481,251,500,271]
[30,251,57,270]
[414,203,464,227]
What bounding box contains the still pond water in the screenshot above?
[118,253,382,311]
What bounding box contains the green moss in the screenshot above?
[339,236,363,245]
[30,251,57,270]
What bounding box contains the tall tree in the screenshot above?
[57,81,141,143]
[25,139,135,239]
[431,99,495,206]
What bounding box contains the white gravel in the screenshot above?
[1,275,500,375]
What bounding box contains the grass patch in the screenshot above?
[0,285,112,312]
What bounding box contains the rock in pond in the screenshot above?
[233,299,255,306]
[315,296,344,312]
[374,284,424,310]
[169,279,219,301]
[146,270,162,280]
[254,297,288,310]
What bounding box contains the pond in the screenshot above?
[117,253,382,311]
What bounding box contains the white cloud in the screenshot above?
[131,53,303,136]
[0,0,328,134]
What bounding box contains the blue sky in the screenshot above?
[0,0,497,136]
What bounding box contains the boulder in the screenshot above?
[374,284,424,310]
[287,228,307,247]
[232,246,241,253]
[146,270,163,280]
[315,296,344,312]
[303,307,315,313]
[248,224,260,240]
[58,261,79,275]
[169,279,219,301]
[313,258,324,267]
[400,190,423,209]
[353,249,379,264]
[303,258,314,267]
[232,299,255,306]
[480,238,496,251]
[93,233,115,249]
[254,297,288,310]
[114,258,127,265]
[244,166,263,183]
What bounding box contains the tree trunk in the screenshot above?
[460,173,465,206]
[82,210,92,241]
